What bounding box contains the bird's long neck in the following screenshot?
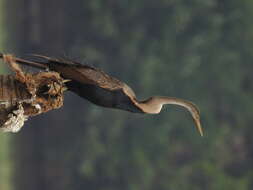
[137,96,203,136]
[138,96,197,114]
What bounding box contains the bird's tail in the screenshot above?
[0,53,48,69]
[31,54,82,67]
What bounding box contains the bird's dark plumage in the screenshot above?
[28,55,143,112]
[8,54,203,136]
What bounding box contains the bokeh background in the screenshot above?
[0,0,252,189]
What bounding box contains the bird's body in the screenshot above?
[0,53,203,136]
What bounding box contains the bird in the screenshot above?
[2,53,203,136]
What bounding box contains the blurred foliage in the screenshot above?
[0,0,6,48]
[0,0,12,189]
[61,0,253,189]
[0,133,13,190]
[5,0,253,190]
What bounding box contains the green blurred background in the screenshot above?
[0,0,253,189]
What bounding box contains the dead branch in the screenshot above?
[0,54,65,132]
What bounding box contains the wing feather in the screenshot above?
[31,55,125,91]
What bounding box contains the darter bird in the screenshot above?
[1,53,203,136]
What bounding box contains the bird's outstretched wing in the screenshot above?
[30,55,126,91]
[22,55,140,111]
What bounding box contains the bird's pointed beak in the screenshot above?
[193,118,203,137]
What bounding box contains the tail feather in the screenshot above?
[31,54,82,67]
[0,53,47,69]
